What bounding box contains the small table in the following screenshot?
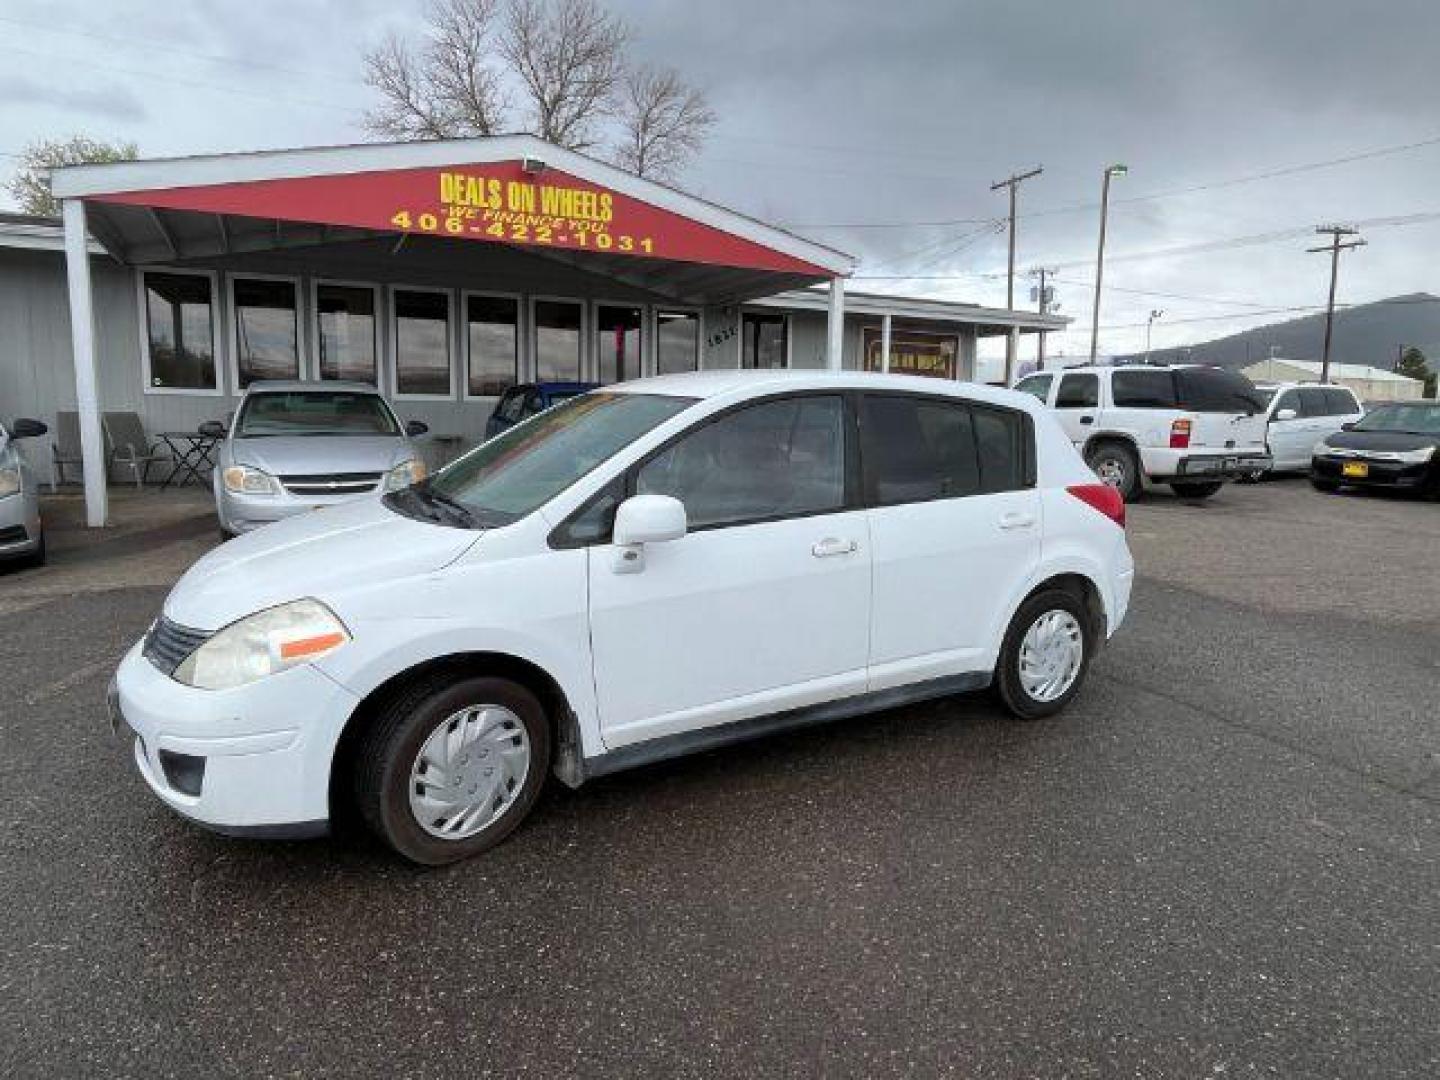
[157,431,221,491]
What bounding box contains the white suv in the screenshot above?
[109,372,1134,865]
[1015,365,1271,501]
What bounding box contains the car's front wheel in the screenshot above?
[355,674,551,865]
[995,590,1093,720]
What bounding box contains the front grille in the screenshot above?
[143,616,211,676]
[279,472,382,496]
[0,524,28,545]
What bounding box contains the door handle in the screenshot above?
[1079,415,1094,425]
[811,537,857,558]
[999,512,1036,531]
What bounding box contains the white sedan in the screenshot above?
[110,371,1134,864]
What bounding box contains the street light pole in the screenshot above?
[1089,163,1127,364]
[1143,309,1163,364]
[992,165,1043,384]
[1307,224,1365,384]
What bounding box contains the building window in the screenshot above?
[315,283,378,385]
[394,288,453,397]
[534,299,583,382]
[232,277,300,387]
[742,312,788,369]
[656,310,699,374]
[862,328,957,379]
[595,304,643,384]
[467,294,519,397]
[142,271,217,391]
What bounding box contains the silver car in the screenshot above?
[0,415,48,567]
[212,382,429,537]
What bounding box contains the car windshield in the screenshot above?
[1353,403,1440,435]
[236,392,400,437]
[419,392,694,527]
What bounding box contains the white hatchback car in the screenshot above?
[1249,382,1365,475]
[110,372,1134,864]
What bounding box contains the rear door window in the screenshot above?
[1111,369,1178,408]
[1174,368,1266,414]
[972,406,1027,493]
[1055,373,1099,409]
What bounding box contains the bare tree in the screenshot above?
[363,0,506,140]
[500,0,627,151]
[6,135,139,217]
[362,0,714,178]
[614,65,716,181]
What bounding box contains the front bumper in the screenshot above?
[217,484,384,536]
[1311,455,1433,490]
[0,491,41,558]
[109,640,361,835]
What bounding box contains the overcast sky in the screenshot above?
[3,0,1438,368]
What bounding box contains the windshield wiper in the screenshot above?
[410,483,478,528]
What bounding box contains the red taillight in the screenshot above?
[1067,483,1126,528]
[1169,418,1192,449]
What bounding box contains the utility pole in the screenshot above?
[1144,309,1164,364]
[1089,163,1128,364]
[992,165,1043,383]
[1029,266,1056,371]
[1307,224,1365,383]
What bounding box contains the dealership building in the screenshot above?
[0,135,1064,526]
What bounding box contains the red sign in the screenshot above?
[92,161,828,275]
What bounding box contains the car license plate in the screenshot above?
[1342,461,1369,478]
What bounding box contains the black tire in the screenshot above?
[995,589,1094,721]
[1309,476,1340,493]
[355,674,552,866]
[1085,440,1143,503]
[1169,480,1223,500]
[20,532,46,568]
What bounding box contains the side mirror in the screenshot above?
[197,420,227,438]
[1274,408,1298,422]
[405,419,430,437]
[9,418,47,439]
[612,493,686,574]
[1340,421,1356,432]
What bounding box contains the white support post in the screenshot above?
[826,276,846,371]
[1007,327,1020,382]
[880,313,892,374]
[63,199,108,527]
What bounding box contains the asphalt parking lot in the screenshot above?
[2,480,1437,1078]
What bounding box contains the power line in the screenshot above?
[0,14,362,88]
[0,45,361,116]
[796,130,1440,230]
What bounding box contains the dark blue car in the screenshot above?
[484,382,599,440]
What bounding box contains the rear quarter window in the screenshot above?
[1111,369,1178,409]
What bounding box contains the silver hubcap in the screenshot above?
[1018,610,1084,702]
[408,705,531,840]
[1093,456,1127,489]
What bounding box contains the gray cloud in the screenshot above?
[0,73,147,122]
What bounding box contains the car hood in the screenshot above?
[164,497,481,630]
[228,434,413,476]
[1323,430,1440,453]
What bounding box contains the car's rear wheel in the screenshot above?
[1085,441,1142,503]
[1169,480,1223,499]
[355,674,551,865]
[996,590,1093,720]
[1310,477,1340,493]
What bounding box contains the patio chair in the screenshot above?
[102,411,171,488]
[51,411,85,489]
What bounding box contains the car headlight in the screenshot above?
[173,598,351,690]
[1394,445,1435,464]
[383,458,427,492]
[223,464,278,496]
[0,465,19,499]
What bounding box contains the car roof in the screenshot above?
[243,380,382,394]
[608,369,1045,412]
[534,381,599,393]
